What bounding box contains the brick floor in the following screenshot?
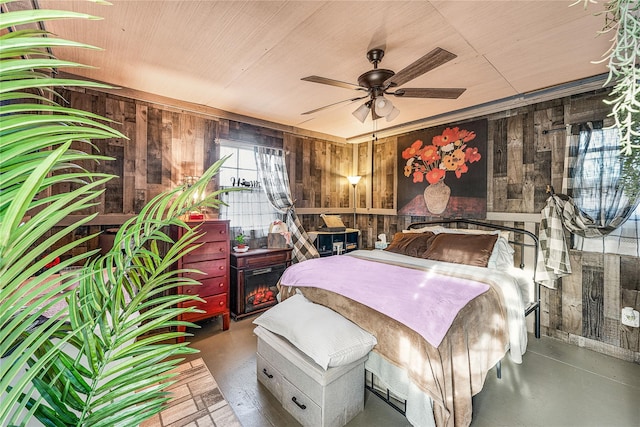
[140,358,242,427]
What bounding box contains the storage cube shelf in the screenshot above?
[311,229,359,257]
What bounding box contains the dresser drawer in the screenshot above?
[173,219,230,338]
[180,276,228,297]
[179,293,227,321]
[182,259,227,280]
[256,353,283,402]
[182,240,228,263]
[196,222,229,242]
[282,378,322,427]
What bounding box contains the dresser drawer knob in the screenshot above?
[291,396,306,410]
[218,301,224,306]
[218,283,223,288]
[262,368,273,379]
[219,266,224,270]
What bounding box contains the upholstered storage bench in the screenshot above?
[254,325,367,427]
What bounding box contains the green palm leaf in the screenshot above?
[1,3,233,425]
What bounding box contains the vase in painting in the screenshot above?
[423,180,451,214]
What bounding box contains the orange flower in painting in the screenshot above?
[441,154,458,171]
[442,148,466,171]
[433,127,460,147]
[459,129,477,143]
[420,145,440,164]
[402,140,424,160]
[402,127,481,186]
[426,168,446,185]
[454,162,469,179]
[465,147,481,163]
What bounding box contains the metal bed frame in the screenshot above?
[364,218,541,415]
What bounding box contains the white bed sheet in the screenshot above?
[345,249,529,427]
[366,351,436,427]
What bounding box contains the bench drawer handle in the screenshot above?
[262,368,273,379]
[292,396,306,410]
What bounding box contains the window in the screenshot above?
[568,125,639,256]
[218,141,279,240]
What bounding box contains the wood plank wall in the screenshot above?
[283,134,352,210]
[49,87,283,255]
[296,88,639,361]
[50,85,638,361]
[372,136,395,210]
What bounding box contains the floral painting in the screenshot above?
[397,119,487,217]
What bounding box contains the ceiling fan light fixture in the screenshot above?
[302,47,464,123]
[352,102,370,123]
[386,106,400,122]
[374,96,394,116]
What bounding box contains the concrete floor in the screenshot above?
[183,316,640,427]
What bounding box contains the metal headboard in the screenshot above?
[407,218,541,339]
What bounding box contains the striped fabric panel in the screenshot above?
[255,147,319,263]
[536,195,572,289]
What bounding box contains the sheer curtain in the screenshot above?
[218,188,279,239]
[566,123,639,236]
[567,123,639,255]
[254,147,319,263]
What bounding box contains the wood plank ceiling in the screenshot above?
[32,0,611,140]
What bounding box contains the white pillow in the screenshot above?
[487,236,515,270]
[253,293,377,370]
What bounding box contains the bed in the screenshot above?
[274,219,540,427]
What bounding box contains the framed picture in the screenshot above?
[397,119,487,217]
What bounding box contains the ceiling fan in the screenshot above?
[301,47,466,123]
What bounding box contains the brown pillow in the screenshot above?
[385,232,435,257]
[422,233,498,267]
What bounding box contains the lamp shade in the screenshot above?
[352,103,370,123]
[374,96,394,117]
[347,175,362,186]
[386,106,400,122]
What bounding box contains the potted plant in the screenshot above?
[0,4,229,426]
[235,233,248,251]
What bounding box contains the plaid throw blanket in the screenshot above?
[536,195,572,288]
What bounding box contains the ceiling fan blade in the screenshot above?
[301,75,362,91]
[385,47,457,87]
[392,87,466,99]
[301,95,368,115]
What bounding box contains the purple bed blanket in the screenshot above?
[280,255,489,347]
